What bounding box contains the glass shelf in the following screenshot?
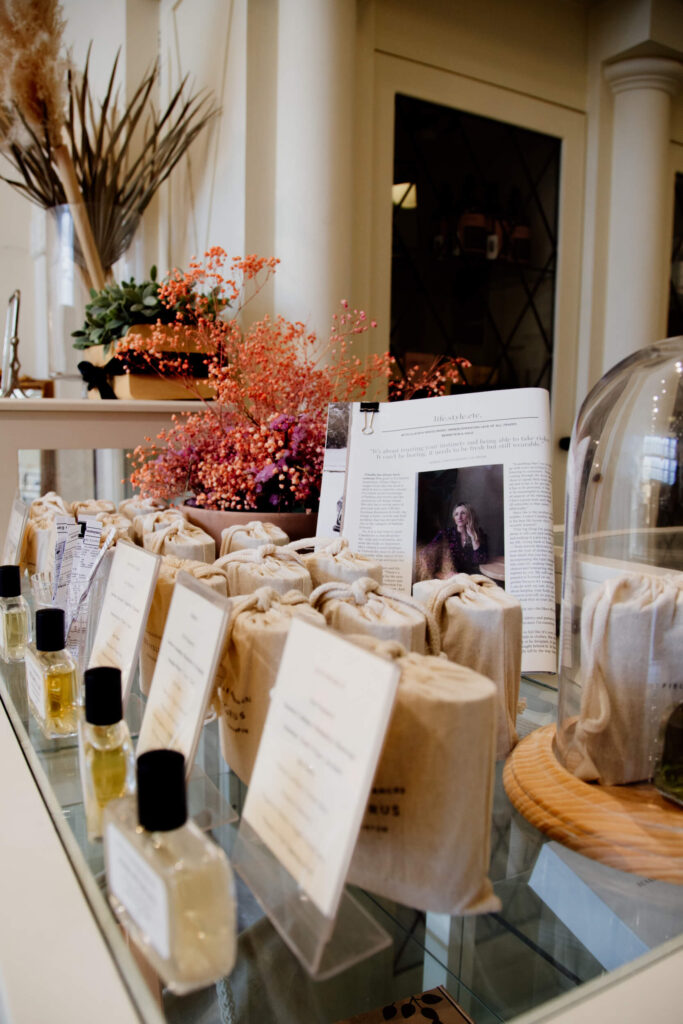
[1,660,682,1023]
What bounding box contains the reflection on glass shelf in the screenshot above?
[1,658,683,1022]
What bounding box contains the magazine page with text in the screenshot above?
[338,389,555,672]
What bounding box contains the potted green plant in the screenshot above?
[74,267,221,399]
[73,267,179,355]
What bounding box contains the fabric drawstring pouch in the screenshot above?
[132,508,186,543]
[344,636,500,916]
[219,520,290,556]
[142,517,215,563]
[84,511,135,546]
[215,587,327,783]
[71,498,116,519]
[118,496,167,522]
[558,572,683,785]
[21,492,73,575]
[29,491,72,519]
[288,536,383,589]
[309,576,440,654]
[215,544,312,597]
[413,574,522,760]
[140,556,229,695]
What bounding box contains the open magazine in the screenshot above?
[318,389,556,673]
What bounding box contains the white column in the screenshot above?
[602,57,683,374]
[273,0,355,342]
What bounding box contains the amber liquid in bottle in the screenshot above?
[81,720,135,841]
[26,649,80,738]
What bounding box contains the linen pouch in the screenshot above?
[215,587,327,783]
[413,574,522,760]
[309,577,439,654]
[345,636,500,916]
[215,544,312,597]
[85,511,135,546]
[219,520,289,556]
[132,507,185,543]
[140,556,229,695]
[118,496,167,522]
[558,572,683,785]
[71,498,116,519]
[20,492,72,574]
[289,536,383,588]
[142,517,215,562]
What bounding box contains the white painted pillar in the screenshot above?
[273,0,355,341]
[602,57,683,374]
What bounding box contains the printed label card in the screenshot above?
[87,541,161,705]
[2,495,28,564]
[242,619,400,920]
[137,572,230,774]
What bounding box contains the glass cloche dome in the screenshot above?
[556,337,683,802]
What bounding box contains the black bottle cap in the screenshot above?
[35,607,66,652]
[84,666,123,726]
[136,750,187,832]
[0,565,21,598]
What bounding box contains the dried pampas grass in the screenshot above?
[0,0,67,147]
[0,1,218,289]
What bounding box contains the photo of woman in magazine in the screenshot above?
[413,465,504,585]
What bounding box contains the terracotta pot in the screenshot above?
[182,504,318,547]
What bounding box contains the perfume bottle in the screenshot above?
[80,666,135,841]
[104,749,237,994]
[26,607,79,738]
[654,703,683,807]
[0,564,29,662]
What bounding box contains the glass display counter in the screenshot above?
[1,659,682,1024]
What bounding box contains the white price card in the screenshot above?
[137,572,230,775]
[87,541,161,705]
[242,619,400,920]
[2,495,28,565]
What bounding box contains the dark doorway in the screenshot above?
[391,94,561,394]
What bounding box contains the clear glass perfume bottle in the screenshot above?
[0,564,29,663]
[104,749,237,994]
[26,607,79,738]
[79,666,135,841]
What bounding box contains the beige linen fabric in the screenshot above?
[71,499,116,518]
[215,544,312,597]
[86,511,135,545]
[558,572,683,785]
[142,517,215,562]
[219,520,289,556]
[345,636,500,915]
[132,508,185,543]
[140,556,229,695]
[29,492,72,519]
[118,496,167,521]
[290,536,383,588]
[20,492,73,574]
[216,587,327,783]
[309,577,439,654]
[413,574,522,759]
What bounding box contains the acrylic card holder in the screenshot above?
[137,571,229,768]
[87,540,161,707]
[2,494,28,564]
[232,619,399,978]
[137,572,237,828]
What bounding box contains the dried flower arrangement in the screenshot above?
[0,0,216,290]
[126,248,469,513]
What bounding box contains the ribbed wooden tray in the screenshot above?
[503,724,683,883]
